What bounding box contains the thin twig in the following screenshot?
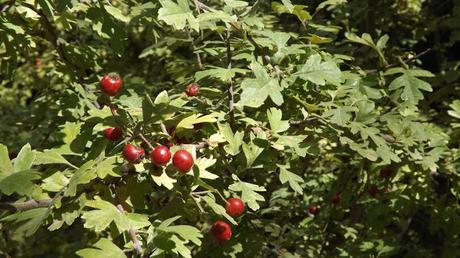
[194,140,209,150]
[138,133,155,150]
[111,185,142,254]
[226,25,236,131]
[290,117,318,127]
[365,48,432,75]
[160,122,170,136]
[185,27,203,69]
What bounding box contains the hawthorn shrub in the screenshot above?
[0,0,459,257]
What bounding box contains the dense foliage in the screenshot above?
[1,0,459,257]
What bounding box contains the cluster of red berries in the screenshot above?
[100,74,202,173]
[211,198,245,242]
[100,74,241,241]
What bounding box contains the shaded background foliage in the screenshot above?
[0,0,459,257]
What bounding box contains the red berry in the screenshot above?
[100,74,122,96]
[330,194,341,206]
[172,150,193,173]
[103,127,122,141]
[379,167,392,179]
[185,83,200,97]
[225,198,245,217]
[368,185,379,198]
[211,220,232,242]
[122,144,145,164]
[151,145,172,166]
[308,205,319,215]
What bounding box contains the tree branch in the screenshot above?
[0,199,54,211]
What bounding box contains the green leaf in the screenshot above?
[387,69,433,104]
[294,53,342,86]
[34,150,75,168]
[57,122,83,154]
[96,157,121,179]
[14,143,36,172]
[322,105,357,126]
[2,207,49,237]
[76,238,127,258]
[448,100,460,119]
[163,225,203,245]
[224,0,249,9]
[195,67,248,82]
[126,213,151,229]
[0,144,14,175]
[158,0,199,31]
[229,175,266,211]
[104,5,130,23]
[0,170,40,196]
[340,137,378,161]
[239,62,284,108]
[37,0,55,21]
[242,139,264,167]
[152,171,177,190]
[176,113,217,130]
[202,194,237,225]
[197,10,237,23]
[82,197,128,232]
[272,135,308,157]
[195,157,218,179]
[154,90,170,104]
[267,108,290,133]
[317,0,347,10]
[218,123,244,155]
[42,171,69,192]
[278,164,304,194]
[65,161,97,197]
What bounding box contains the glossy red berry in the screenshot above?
[379,167,392,179]
[172,149,193,173]
[225,198,245,217]
[211,220,232,242]
[308,205,319,215]
[100,74,122,96]
[185,83,200,97]
[151,145,172,166]
[103,127,122,141]
[122,144,145,164]
[331,194,341,206]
